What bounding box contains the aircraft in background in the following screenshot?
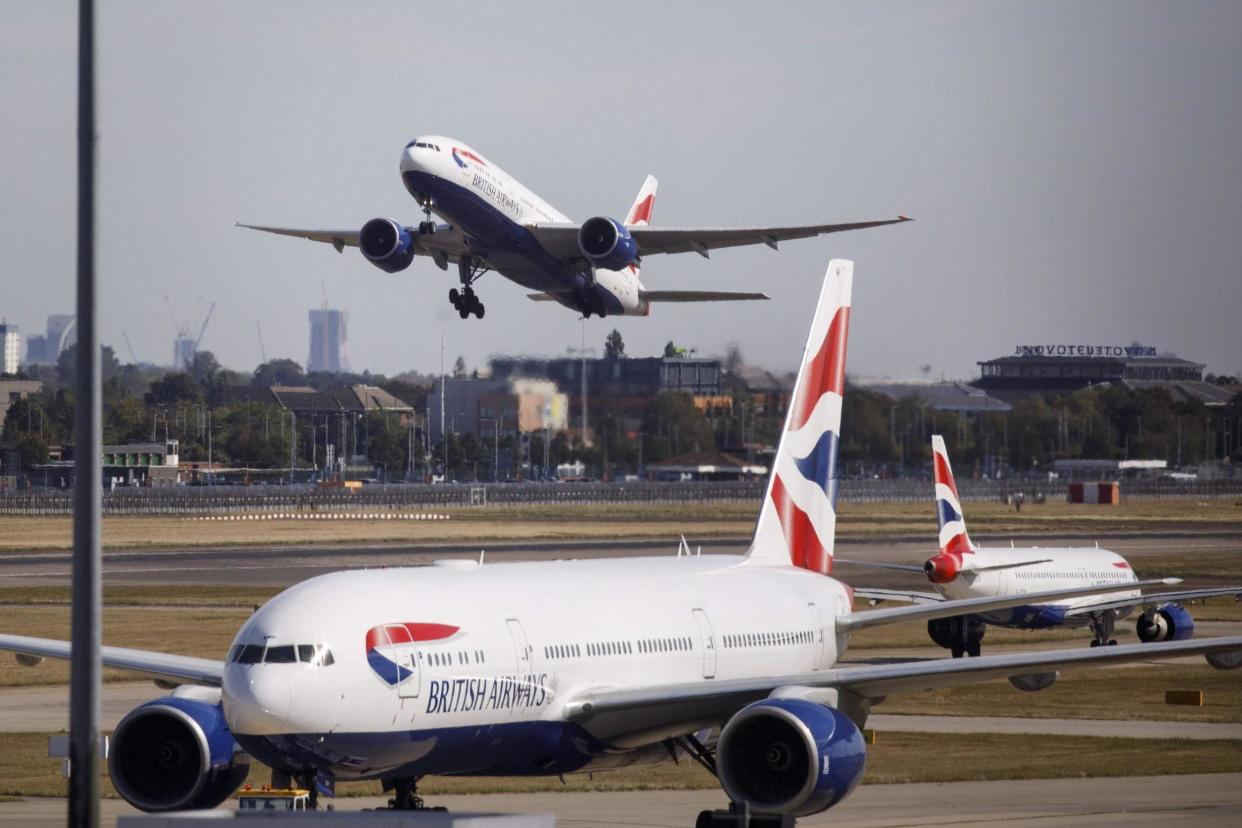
[849,435,1242,657]
[3,262,1241,822]
[240,136,911,319]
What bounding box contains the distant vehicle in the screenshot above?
[237,786,310,811]
[3,261,1241,822]
[241,135,910,319]
[847,435,1242,656]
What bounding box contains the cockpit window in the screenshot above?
[265,645,297,664]
[231,642,334,665]
[234,644,264,664]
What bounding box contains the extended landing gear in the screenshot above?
[696,801,794,828]
[417,199,437,236]
[380,776,445,811]
[449,286,484,319]
[450,255,488,319]
[1088,612,1118,647]
[928,615,985,658]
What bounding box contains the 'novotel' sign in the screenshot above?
[1015,344,1158,358]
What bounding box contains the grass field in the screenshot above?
[1,499,1238,552]
[1,730,1239,800]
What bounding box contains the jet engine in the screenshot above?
[927,615,986,656]
[577,216,639,271]
[1136,605,1194,643]
[716,698,866,817]
[108,695,250,812]
[359,218,417,273]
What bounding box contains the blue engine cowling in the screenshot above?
[716,699,867,817]
[359,217,417,273]
[1136,604,1195,642]
[577,216,639,270]
[108,696,250,812]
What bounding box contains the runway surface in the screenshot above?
[0,533,1237,588]
[2,773,1239,826]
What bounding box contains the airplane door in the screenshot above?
[505,618,532,675]
[691,608,717,679]
[808,602,827,669]
[384,624,421,699]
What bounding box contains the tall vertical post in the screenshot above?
[69,1,101,825]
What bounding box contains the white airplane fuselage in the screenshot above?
[931,547,1140,629]
[400,136,650,316]
[222,555,853,780]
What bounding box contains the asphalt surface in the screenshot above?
[0,533,1238,588]
[2,773,1240,826]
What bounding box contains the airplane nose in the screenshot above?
[224,667,291,735]
[400,146,421,173]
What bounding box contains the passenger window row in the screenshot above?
[587,641,631,657]
[722,630,813,649]
[638,636,692,654]
[422,650,485,666]
[544,644,581,660]
[230,643,334,666]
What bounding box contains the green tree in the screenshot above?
[642,393,715,460]
[146,372,204,406]
[604,329,626,359]
[252,359,305,387]
[56,343,121,386]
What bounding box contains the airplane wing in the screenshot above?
[0,634,223,688]
[1062,586,1242,617]
[851,587,943,605]
[563,635,1242,743]
[237,223,469,264]
[525,217,913,260]
[639,291,769,302]
[836,577,1183,633]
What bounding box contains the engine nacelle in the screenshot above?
[1136,604,1194,643]
[108,696,250,812]
[359,218,417,273]
[927,615,985,650]
[577,216,639,271]
[716,699,866,817]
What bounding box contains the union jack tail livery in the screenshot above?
[931,435,976,557]
[748,259,852,573]
[625,175,658,227]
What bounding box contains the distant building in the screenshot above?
[308,309,348,373]
[974,343,1232,406]
[727,365,794,417]
[24,314,76,366]
[429,376,567,443]
[223,384,413,422]
[854,380,1012,413]
[172,334,196,368]
[0,323,21,375]
[649,449,767,482]
[490,355,721,419]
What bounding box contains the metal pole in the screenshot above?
[69,0,101,824]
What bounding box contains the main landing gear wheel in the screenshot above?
[1088,611,1117,648]
[449,286,484,319]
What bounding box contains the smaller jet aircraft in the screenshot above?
[847,435,1242,657]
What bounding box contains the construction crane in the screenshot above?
[256,320,268,364]
[122,331,139,365]
[193,302,216,352]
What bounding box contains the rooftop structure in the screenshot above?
[854,380,1012,413]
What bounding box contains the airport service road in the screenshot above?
[0,533,1237,588]
[2,773,1240,827]
[4,681,1242,740]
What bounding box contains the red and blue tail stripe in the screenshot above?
[749,260,853,574]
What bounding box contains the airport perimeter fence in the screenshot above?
[0,478,1239,516]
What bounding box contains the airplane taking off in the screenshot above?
[850,435,1242,657]
[240,136,911,319]
[3,262,1241,822]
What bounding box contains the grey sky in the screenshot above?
[2,1,1240,381]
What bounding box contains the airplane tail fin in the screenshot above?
[931,435,976,555]
[747,260,853,573]
[625,175,658,227]
[623,175,658,280]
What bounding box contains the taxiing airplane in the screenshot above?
[849,435,1242,657]
[3,262,1240,822]
[240,136,911,319]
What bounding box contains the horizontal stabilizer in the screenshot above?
[640,290,770,303]
[526,293,557,302]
